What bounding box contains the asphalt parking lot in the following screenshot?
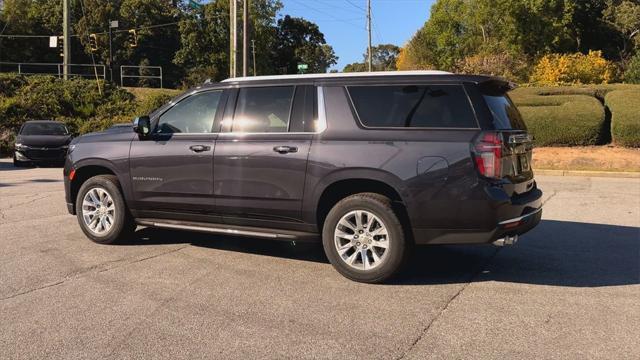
[1,158,638,359]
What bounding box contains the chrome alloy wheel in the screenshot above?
[82,187,116,235]
[334,210,390,270]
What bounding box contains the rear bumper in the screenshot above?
[413,185,543,245]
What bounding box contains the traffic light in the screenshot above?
[57,36,64,57]
[127,29,137,48]
[89,34,98,52]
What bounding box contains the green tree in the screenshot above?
[75,0,181,86]
[273,15,337,74]
[400,0,631,72]
[343,44,400,72]
[604,0,640,58]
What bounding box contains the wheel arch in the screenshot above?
[312,170,412,237]
[69,159,127,213]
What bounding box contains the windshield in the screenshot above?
[483,94,527,130]
[20,122,69,136]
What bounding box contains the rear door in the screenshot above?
[213,84,314,223]
[129,89,225,212]
[480,87,535,192]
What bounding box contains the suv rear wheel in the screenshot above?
[322,193,408,283]
[75,175,136,244]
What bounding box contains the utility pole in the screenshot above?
[367,0,372,72]
[108,20,119,83]
[229,0,237,78]
[63,0,70,79]
[242,0,248,77]
[251,39,256,76]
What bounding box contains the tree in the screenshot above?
[604,0,640,59]
[0,0,339,87]
[75,0,182,86]
[273,15,337,74]
[343,44,400,72]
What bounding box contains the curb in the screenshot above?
[534,169,640,178]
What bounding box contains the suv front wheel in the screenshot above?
[76,175,136,244]
[322,193,409,283]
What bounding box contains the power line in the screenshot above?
[345,0,366,12]
[0,22,179,39]
[289,0,366,30]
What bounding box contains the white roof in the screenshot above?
[221,70,453,83]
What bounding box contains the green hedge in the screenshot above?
[0,74,179,155]
[605,90,640,147]
[511,91,606,146]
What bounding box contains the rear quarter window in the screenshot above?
[347,84,477,128]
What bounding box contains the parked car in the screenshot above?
[63,71,542,283]
[14,120,73,167]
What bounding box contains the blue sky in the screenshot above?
[279,0,434,70]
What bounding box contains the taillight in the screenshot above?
[473,132,502,179]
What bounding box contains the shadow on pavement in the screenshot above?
[0,161,63,171]
[126,219,639,288]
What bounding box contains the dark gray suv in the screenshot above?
[63,71,542,283]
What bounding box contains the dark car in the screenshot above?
[63,71,542,283]
[14,120,72,167]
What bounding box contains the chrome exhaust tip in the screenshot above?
[493,235,518,247]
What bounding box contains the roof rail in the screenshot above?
[221,70,453,83]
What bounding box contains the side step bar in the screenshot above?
[135,218,320,242]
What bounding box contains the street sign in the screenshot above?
[110,20,119,29]
[297,64,308,70]
[189,0,203,9]
[49,36,57,48]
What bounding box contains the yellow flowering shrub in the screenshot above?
[530,51,615,85]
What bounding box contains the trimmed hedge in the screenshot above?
[605,90,640,147]
[511,92,606,146]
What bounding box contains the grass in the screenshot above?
[605,90,640,147]
[124,87,180,102]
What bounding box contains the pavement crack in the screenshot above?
[0,245,188,301]
[98,245,189,273]
[0,280,67,301]
[395,248,502,360]
[542,189,558,206]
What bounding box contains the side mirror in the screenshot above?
[133,116,151,138]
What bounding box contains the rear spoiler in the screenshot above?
[477,78,517,95]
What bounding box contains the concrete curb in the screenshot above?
[534,169,640,178]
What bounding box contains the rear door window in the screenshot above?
[231,86,294,133]
[483,94,527,130]
[347,84,477,128]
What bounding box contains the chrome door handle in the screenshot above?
[189,145,211,153]
[273,145,298,154]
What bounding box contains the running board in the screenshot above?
[135,218,319,242]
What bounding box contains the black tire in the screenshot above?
[75,175,136,244]
[322,193,409,283]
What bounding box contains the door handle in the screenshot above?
[273,145,298,154]
[189,145,211,153]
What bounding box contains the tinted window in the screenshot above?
[232,86,294,133]
[156,91,222,134]
[348,85,477,128]
[483,94,527,130]
[21,122,69,135]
